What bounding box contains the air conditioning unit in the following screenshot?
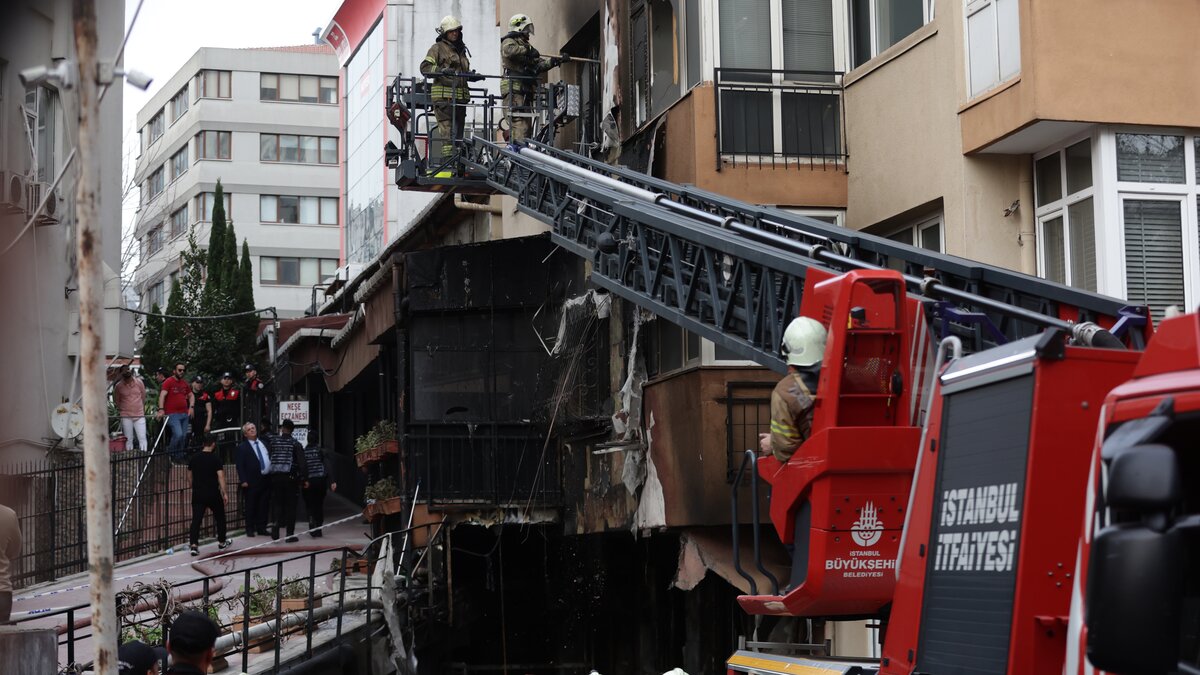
[26,181,63,225]
[0,172,26,214]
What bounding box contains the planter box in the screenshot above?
[366,496,403,521]
[354,440,399,467]
[336,558,369,575]
[280,596,322,613]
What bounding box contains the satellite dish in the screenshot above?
[50,403,84,439]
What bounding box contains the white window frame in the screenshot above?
[886,213,944,252]
[963,0,1020,98]
[1033,134,1097,290]
[713,0,850,159]
[853,0,934,67]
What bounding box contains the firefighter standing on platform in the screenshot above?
[420,16,474,172]
[500,13,568,142]
[759,317,828,462]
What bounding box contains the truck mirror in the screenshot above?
[1086,525,1181,673]
[1107,443,1182,513]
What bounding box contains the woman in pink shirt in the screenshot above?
[112,364,148,451]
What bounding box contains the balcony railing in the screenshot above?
[404,423,560,508]
[714,68,847,171]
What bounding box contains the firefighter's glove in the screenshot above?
[549,57,563,67]
[466,70,487,82]
[439,68,458,78]
[559,53,572,63]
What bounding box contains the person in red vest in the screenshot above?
[210,372,242,431]
[156,362,194,463]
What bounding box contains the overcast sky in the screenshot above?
[119,0,342,244]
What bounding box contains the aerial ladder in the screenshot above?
[386,74,1197,675]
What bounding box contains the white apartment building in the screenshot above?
[132,45,341,318]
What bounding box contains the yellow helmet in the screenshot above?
[509,13,534,35]
[438,16,463,34]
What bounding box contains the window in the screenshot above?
[850,0,932,68]
[1035,140,1095,291]
[259,257,339,286]
[645,319,702,378]
[169,86,189,122]
[716,0,845,160]
[169,146,188,181]
[146,280,165,310]
[965,0,1020,97]
[147,166,165,199]
[260,195,338,225]
[194,191,232,222]
[194,130,231,160]
[170,205,188,237]
[147,226,164,254]
[887,214,944,253]
[147,109,164,144]
[259,134,338,164]
[25,87,57,182]
[260,74,337,104]
[193,70,231,100]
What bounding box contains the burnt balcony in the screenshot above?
[714,68,846,171]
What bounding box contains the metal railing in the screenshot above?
[723,381,776,483]
[404,423,560,507]
[6,425,245,588]
[714,67,847,171]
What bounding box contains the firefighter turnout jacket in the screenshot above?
[500,32,554,95]
[768,371,815,462]
[421,36,471,101]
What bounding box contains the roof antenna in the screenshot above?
[312,27,322,44]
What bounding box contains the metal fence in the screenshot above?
[7,433,245,589]
[404,423,560,507]
[714,67,847,171]
[723,381,775,482]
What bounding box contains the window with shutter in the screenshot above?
[1123,199,1186,322]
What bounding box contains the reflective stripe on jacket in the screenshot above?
[420,38,471,101]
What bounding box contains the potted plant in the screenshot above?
[279,575,322,613]
[354,420,400,467]
[363,477,402,520]
[230,574,279,653]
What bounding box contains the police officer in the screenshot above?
[210,371,241,431]
[500,13,568,143]
[420,16,476,171]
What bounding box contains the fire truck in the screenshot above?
[387,73,1198,674]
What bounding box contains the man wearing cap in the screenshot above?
[165,610,220,674]
[210,372,242,432]
[265,418,305,542]
[235,422,272,537]
[242,364,268,428]
[118,640,165,675]
[189,376,212,447]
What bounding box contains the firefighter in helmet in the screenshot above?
[420,16,473,171]
[759,317,828,462]
[500,13,569,142]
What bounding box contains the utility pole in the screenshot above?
[73,0,118,672]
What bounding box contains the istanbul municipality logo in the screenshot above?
[851,501,883,547]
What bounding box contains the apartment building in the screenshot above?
[131,45,341,318]
[0,0,131,465]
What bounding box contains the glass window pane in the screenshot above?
[320,137,337,164]
[299,76,319,103]
[878,0,924,52]
[782,0,834,73]
[1124,199,1185,322]
[320,259,338,279]
[260,134,277,161]
[967,3,998,96]
[279,74,299,101]
[219,71,231,98]
[719,0,771,70]
[280,135,299,162]
[278,195,299,223]
[300,258,319,286]
[1068,197,1096,292]
[1116,134,1185,183]
[1041,216,1066,284]
[920,222,941,251]
[299,197,319,224]
[218,131,230,159]
[1065,140,1092,194]
[260,73,278,100]
[1035,153,1062,206]
[320,197,337,224]
[997,0,1020,80]
[300,136,318,163]
[260,195,277,222]
[279,258,300,285]
[204,131,217,158]
[260,257,278,282]
[320,77,338,104]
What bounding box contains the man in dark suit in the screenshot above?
[234,422,272,537]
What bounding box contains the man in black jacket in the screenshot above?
[164,610,219,674]
[265,419,305,542]
[234,422,271,537]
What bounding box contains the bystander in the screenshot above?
[235,422,271,537]
[113,364,149,451]
[157,362,194,462]
[187,434,231,556]
[164,610,220,674]
[0,500,20,623]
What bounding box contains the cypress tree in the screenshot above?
[237,239,258,356]
[205,180,228,298]
[223,221,240,299]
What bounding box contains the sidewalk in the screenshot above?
[13,495,377,672]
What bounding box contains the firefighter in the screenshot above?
[759,317,828,462]
[420,16,474,172]
[500,13,569,143]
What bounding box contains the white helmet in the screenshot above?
[438,16,463,34]
[781,317,827,367]
[509,13,534,35]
